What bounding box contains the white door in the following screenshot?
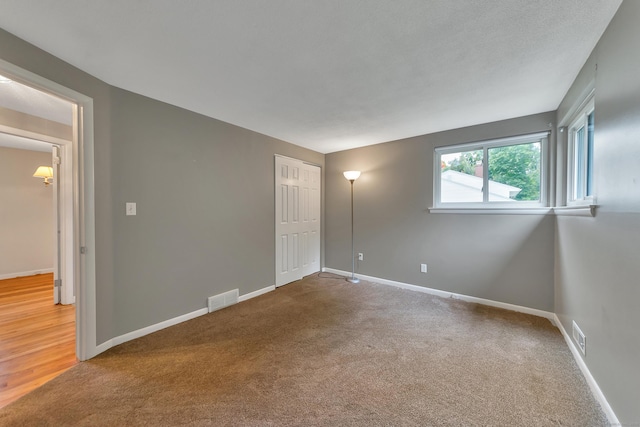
[275,156,321,287]
[302,163,320,278]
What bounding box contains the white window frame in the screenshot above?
[566,97,595,207]
[432,132,550,211]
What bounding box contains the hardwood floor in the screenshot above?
[0,273,77,408]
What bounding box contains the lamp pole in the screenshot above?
[343,171,361,283]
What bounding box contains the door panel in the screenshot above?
[292,186,299,222]
[280,185,288,223]
[292,233,299,271]
[280,235,288,273]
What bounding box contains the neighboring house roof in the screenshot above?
[441,170,521,203]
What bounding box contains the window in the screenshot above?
[434,132,548,208]
[567,99,594,204]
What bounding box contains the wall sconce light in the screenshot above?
[33,166,53,185]
[343,170,361,283]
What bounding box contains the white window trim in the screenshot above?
[566,97,595,207]
[428,207,553,215]
[432,132,550,211]
[553,205,597,217]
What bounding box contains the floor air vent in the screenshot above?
[208,289,239,313]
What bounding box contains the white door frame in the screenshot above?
[51,144,62,304]
[0,59,98,361]
[50,142,75,305]
[51,143,76,305]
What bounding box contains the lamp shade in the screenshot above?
[33,166,53,179]
[343,170,361,181]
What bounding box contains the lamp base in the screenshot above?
[347,277,360,284]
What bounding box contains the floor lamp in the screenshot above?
[343,170,361,283]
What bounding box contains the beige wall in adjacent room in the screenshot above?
[0,146,54,277]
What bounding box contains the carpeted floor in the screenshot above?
[0,273,607,426]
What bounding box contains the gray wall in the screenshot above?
[325,112,556,312]
[0,28,323,342]
[0,147,54,277]
[555,1,640,423]
[110,88,324,335]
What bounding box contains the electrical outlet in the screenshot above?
[420,263,428,273]
[358,253,364,261]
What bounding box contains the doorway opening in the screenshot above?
[0,59,97,364]
[0,73,80,407]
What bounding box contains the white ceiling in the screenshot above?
[0,75,72,153]
[0,1,622,153]
[0,132,53,153]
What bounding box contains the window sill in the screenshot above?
[428,206,597,217]
[428,207,553,215]
[553,205,597,217]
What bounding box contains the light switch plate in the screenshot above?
[126,202,137,216]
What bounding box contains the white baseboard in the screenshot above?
[93,284,276,356]
[322,268,555,321]
[322,267,617,424]
[0,268,54,281]
[239,285,275,302]
[553,314,619,426]
[93,339,114,357]
[112,308,209,346]
[94,307,207,357]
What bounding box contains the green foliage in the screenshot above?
[444,150,482,175]
[488,143,540,201]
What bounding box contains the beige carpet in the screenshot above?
[0,273,607,426]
